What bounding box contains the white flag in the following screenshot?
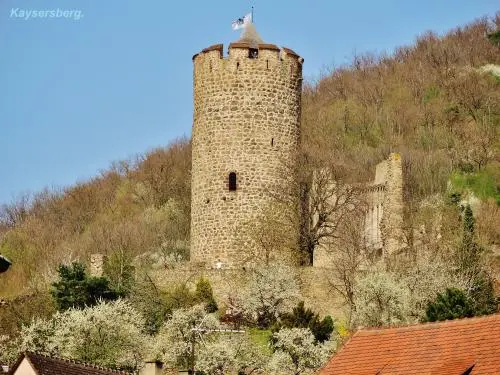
[232,13,252,30]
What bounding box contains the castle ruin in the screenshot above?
[190,24,406,270]
[312,153,405,268]
[147,24,408,318]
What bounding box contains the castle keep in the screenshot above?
[190,26,303,268]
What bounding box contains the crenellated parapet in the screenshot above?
[193,42,303,78]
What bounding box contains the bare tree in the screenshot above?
[325,213,370,320]
[0,193,31,227]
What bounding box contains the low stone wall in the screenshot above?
[90,254,106,277]
[298,267,345,318]
[152,265,346,319]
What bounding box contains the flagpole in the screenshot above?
[252,6,254,23]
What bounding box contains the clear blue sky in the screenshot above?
[1,0,498,204]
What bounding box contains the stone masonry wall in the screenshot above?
[90,254,106,277]
[191,43,303,268]
[154,265,345,319]
[313,153,404,267]
[379,153,405,256]
[364,159,388,252]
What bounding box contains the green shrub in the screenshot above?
[195,277,218,313]
[487,30,500,46]
[51,262,118,311]
[103,250,135,296]
[425,288,474,322]
[450,165,500,204]
[274,302,334,343]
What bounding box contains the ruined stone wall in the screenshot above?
[364,159,389,252]
[379,153,404,256]
[89,254,106,277]
[364,184,385,251]
[312,153,405,267]
[364,153,404,255]
[191,43,303,268]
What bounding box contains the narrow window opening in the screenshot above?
[228,172,237,191]
[249,48,258,59]
[266,60,269,70]
[236,62,240,70]
[271,138,274,146]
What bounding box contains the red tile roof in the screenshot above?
[8,352,132,375]
[319,314,500,375]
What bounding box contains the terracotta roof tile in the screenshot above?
[8,352,132,375]
[319,314,500,375]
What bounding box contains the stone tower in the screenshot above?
[190,25,303,268]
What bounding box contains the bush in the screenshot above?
[51,262,119,311]
[154,304,220,373]
[14,300,147,371]
[425,288,474,322]
[487,30,500,46]
[196,334,268,375]
[268,328,333,375]
[241,264,300,328]
[103,250,135,296]
[353,270,411,327]
[275,302,334,343]
[128,276,171,335]
[195,278,218,313]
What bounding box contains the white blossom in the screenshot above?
[196,334,268,374]
[268,328,332,375]
[241,264,300,323]
[402,254,464,318]
[154,304,220,370]
[0,335,19,365]
[353,270,412,327]
[16,299,147,370]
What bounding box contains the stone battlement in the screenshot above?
[192,42,303,79]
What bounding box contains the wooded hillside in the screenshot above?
[1,15,499,297]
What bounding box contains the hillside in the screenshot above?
[1,15,499,299]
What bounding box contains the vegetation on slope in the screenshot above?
[300,14,499,250]
[0,139,191,296]
[0,15,498,309]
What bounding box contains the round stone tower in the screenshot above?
[190,25,303,268]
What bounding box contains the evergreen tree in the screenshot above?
[275,302,334,343]
[457,205,481,270]
[469,273,498,315]
[195,278,218,313]
[455,205,497,315]
[51,262,118,311]
[425,288,474,322]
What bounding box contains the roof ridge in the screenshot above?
[24,352,132,374]
[356,313,500,333]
